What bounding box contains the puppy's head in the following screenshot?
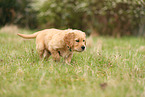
[64,30,86,52]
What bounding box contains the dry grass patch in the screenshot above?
[0,25,19,34]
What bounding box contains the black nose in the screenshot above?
[81,46,85,50]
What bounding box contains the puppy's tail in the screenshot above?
[17,32,39,39]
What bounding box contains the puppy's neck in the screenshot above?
[67,46,72,52]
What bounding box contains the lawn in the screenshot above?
[0,27,145,97]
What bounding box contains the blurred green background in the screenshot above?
[0,0,145,37]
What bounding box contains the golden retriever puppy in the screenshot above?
[17,29,86,63]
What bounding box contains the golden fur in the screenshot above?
[17,29,86,63]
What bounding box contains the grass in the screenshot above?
[0,27,145,97]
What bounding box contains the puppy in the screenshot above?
[17,29,86,63]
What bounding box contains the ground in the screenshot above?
[0,27,145,97]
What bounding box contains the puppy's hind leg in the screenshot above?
[49,47,60,62]
[43,50,51,60]
[36,43,45,60]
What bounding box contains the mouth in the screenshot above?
[75,49,85,52]
[74,46,86,52]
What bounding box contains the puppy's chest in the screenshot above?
[58,49,71,58]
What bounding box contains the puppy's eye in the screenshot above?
[76,40,79,42]
[83,40,85,42]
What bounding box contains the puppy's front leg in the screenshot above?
[65,53,73,64]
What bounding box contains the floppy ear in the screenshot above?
[64,33,75,49]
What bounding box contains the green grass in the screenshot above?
[0,29,145,97]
